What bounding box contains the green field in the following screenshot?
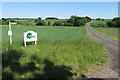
[90,19,112,26]
[91,27,119,40]
[90,20,119,40]
[2,25,107,78]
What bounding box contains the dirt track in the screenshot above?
[86,23,118,78]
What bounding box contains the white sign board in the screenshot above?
[8,30,12,36]
[24,31,37,47]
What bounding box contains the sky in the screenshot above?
[1,0,119,2]
[1,2,118,19]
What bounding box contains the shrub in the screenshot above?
[53,21,67,26]
[97,24,107,27]
[36,20,46,26]
[106,21,115,27]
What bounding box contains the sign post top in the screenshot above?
[9,21,17,25]
[10,23,17,25]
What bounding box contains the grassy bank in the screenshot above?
[91,27,119,40]
[90,19,112,26]
[90,20,119,40]
[2,25,107,78]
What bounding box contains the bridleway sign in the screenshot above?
[24,31,37,47]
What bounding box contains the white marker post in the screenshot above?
[8,21,17,46]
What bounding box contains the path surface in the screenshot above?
[86,23,118,78]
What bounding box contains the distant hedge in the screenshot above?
[106,17,120,27]
[45,17,59,20]
[53,16,92,26]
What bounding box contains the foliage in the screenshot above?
[36,20,46,26]
[47,21,51,26]
[45,17,59,20]
[38,17,42,20]
[53,16,91,27]
[1,18,36,25]
[53,20,67,26]
[1,16,92,27]
[96,18,101,20]
[97,24,107,27]
[1,18,9,25]
[106,17,120,27]
[106,21,115,27]
[85,16,92,22]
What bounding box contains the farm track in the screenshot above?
[86,23,119,79]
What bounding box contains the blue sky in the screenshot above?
[2,2,118,19]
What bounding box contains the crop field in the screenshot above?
[2,25,107,78]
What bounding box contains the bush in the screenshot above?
[106,21,115,27]
[36,20,46,26]
[114,21,120,27]
[97,24,107,27]
[64,23,73,26]
[106,17,120,27]
[101,19,104,21]
[53,21,67,26]
[17,21,31,25]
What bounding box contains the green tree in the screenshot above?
[67,16,87,26]
[96,18,101,20]
[45,17,59,20]
[48,21,51,26]
[85,16,92,22]
[38,17,42,20]
[2,18,9,25]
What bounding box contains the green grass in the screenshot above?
[90,19,112,26]
[91,27,119,40]
[2,25,107,78]
[2,25,87,42]
[90,19,119,40]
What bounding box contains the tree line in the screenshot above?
[91,17,120,27]
[35,16,92,27]
[1,17,120,27]
[1,16,92,27]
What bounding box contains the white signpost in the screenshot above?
[8,21,17,45]
[24,31,37,47]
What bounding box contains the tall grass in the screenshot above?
[2,25,107,78]
[91,27,119,40]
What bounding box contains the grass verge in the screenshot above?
[2,26,107,78]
